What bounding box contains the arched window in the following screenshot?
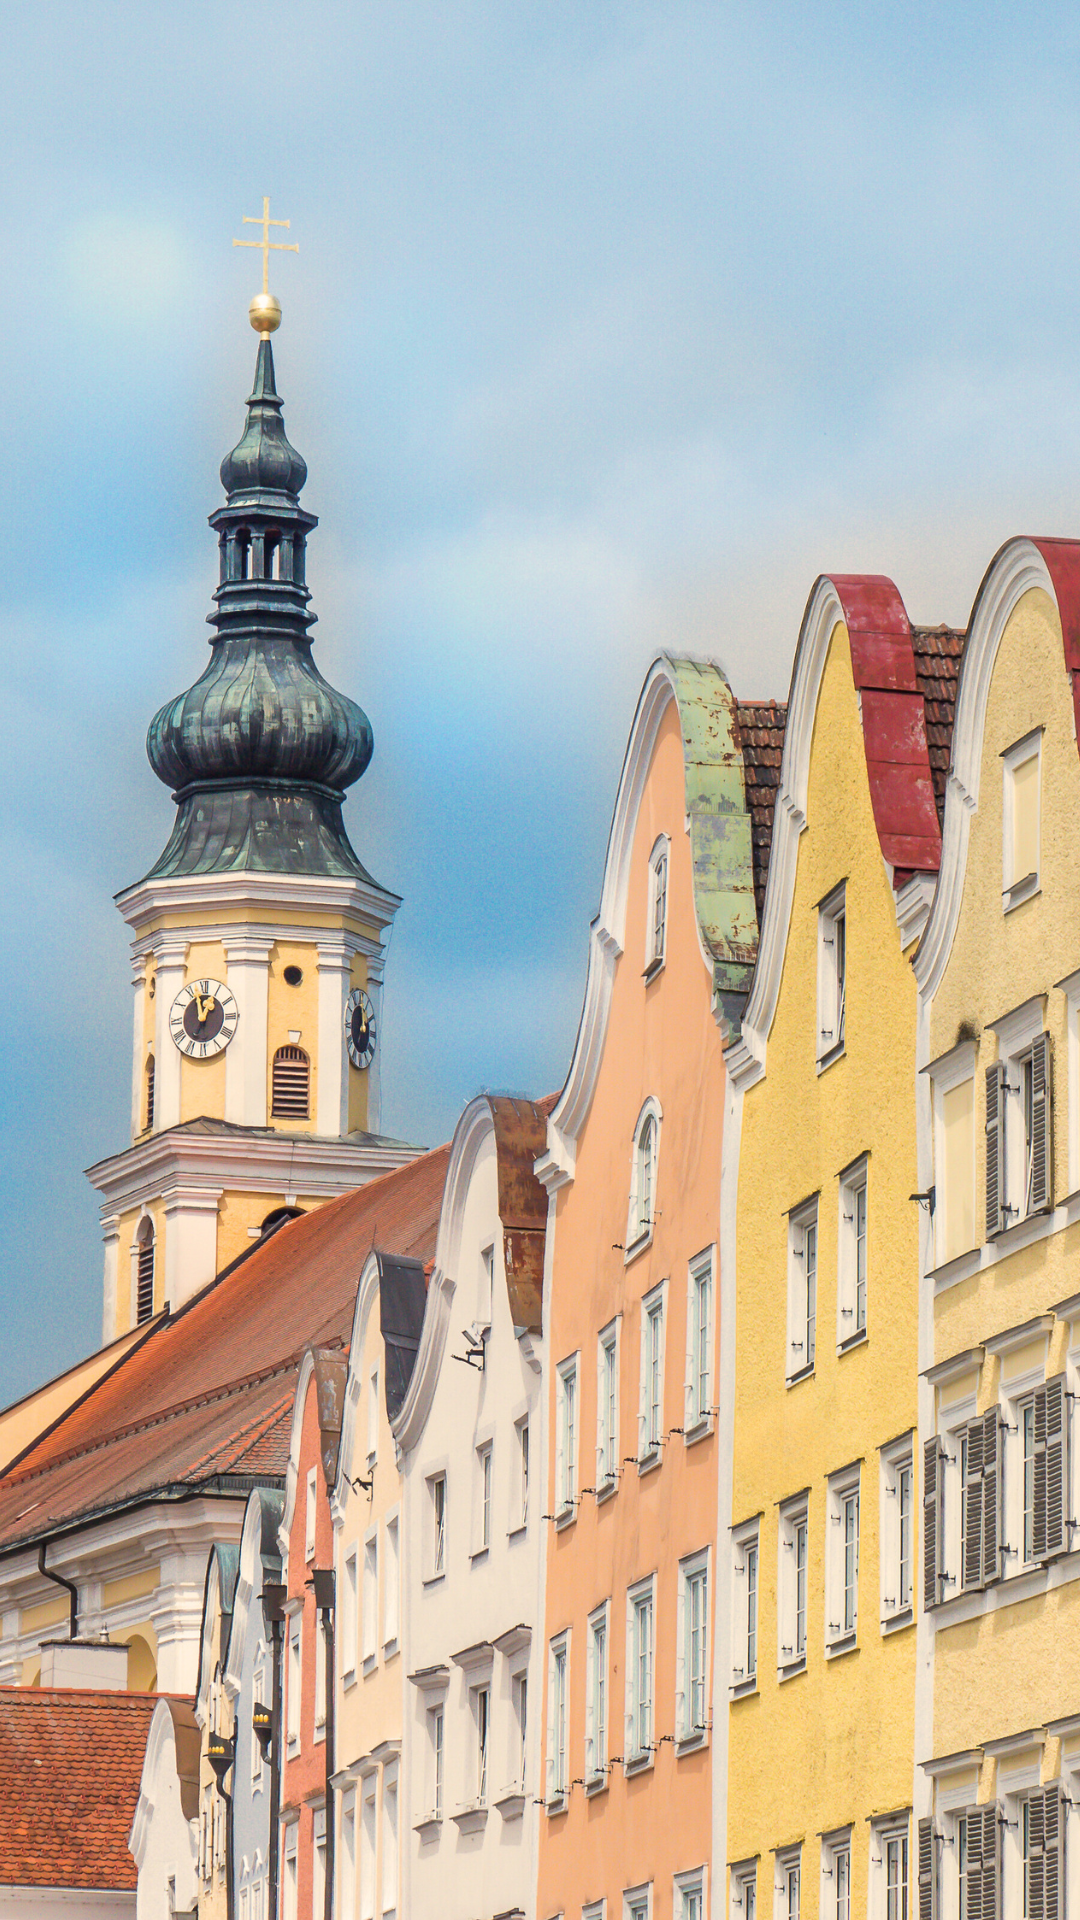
[647,836,669,973]
[260,1205,306,1235]
[135,1218,155,1325]
[145,1054,155,1131]
[628,1100,662,1250]
[272,1045,310,1119]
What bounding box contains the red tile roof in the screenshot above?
[734,702,788,920]
[0,1146,450,1552]
[0,1688,172,1888]
[911,625,965,826]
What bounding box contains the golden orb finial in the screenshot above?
[249,292,282,337]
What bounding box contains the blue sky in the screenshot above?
[3,0,1080,1404]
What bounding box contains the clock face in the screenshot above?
[170,978,238,1058]
[345,987,377,1069]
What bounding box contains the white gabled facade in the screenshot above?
[394,1093,549,1920]
[130,1697,201,1920]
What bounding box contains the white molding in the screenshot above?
[87,1123,418,1211]
[279,1347,320,1571]
[333,1252,382,1518]
[117,868,401,938]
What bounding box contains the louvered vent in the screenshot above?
[145,1055,155,1130]
[136,1235,155,1324]
[272,1045,310,1119]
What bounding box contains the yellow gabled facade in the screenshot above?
[915,544,1080,1920]
[723,582,948,1920]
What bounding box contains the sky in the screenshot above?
[3,0,1080,1405]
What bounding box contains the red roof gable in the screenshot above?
[0,1145,450,1551]
[0,1688,171,1888]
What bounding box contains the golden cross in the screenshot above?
[232,196,299,295]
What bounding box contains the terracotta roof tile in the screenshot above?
[910,625,965,826]
[0,1688,170,1888]
[734,701,789,920]
[0,1145,450,1550]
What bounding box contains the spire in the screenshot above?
[141,327,375,883]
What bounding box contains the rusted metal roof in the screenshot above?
[665,658,758,1001]
[308,1348,349,1490]
[830,575,942,876]
[734,701,788,922]
[488,1095,550,1335]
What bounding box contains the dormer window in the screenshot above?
[646,837,670,977]
[1002,729,1042,911]
[817,884,846,1068]
[627,1100,662,1254]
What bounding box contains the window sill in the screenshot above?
[837,1328,867,1354]
[623,1230,654,1267]
[507,1522,528,1541]
[624,1751,655,1776]
[585,1771,609,1798]
[825,1632,858,1660]
[413,1815,441,1842]
[643,955,665,983]
[469,1546,490,1564]
[451,1804,489,1834]
[595,1475,618,1503]
[683,1416,714,1446]
[545,1795,569,1817]
[927,1246,981,1291]
[1003,872,1040,913]
[637,1449,662,1478]
[494,1789,526,1820]
[730,1676,758,1699]
[881,1607,914,1636]
[555,1504,577,1532]
[362,1653,377,1677]
[382,1637,399,1661]
[786,1364,815,1388]
[778,1656,806,1682]
[342,1667,357,1691]
[816,1041,845,1076]
[422,1571,446,1588]
[676,1729,708,1755]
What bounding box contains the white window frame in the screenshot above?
[342,1544,359,1684]
[512,1415,530,1533]
[625,1883,653,1920]
[313,1805,327,1920]
[426,1699,446,1824]
[282,1819,299,1920]
[879,1435,914,1629]
[511,1665,529,1794]
[676,1547,710,1748]
[426,1471,447,1580]
[471,1680,491,1807]
[305,1466,318,1561]
[871,1816,910,1920]
[584,1903,607,1920]
[836,1158,868,1348]
[822,1831,852,1920]
[367,1363,379,1466]
[731,1862,757,1920]
[989,997,1050,1234]
[1002,728,1042,911]
[556,1355,579,1519]
[479,1241,495,1331]
[383,1509,400,1656]
[314,1612,328,1739]
[731,1517,760,1694]
[381,1765,398,1920]
[674,1868,707,1920]
[362,1527,378,1670]
[474,1438,493,1557]
[340,1792,356,1920]
[286,1617,301,1748]
[627,1097,662,1257]
[586,1600,610,1787]
[639,1280,667,1466]
[625,1574,656,1770]
[597,1318,621,1496]
[787,1199,818,1383]
[928,1041,978,1273]
[546,1631,570,1809]
[646,834,670,975]
[985,1318,1054,1581]
[817,883,846,1067]
[825,1462,860,1655]
[776,1847,802,1920]
[778,1495,809,1676]
[685,1247,715,1436]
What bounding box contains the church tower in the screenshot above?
[88,258,418,1341]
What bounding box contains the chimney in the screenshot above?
[39,1639,130,1690]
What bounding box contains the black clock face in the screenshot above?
[183,996,224,1043]
[345,988,377,1069]
[170,978,238,1058]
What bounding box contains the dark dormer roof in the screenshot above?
[377,1252,428,1420]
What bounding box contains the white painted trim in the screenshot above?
[117,868,401,937]
[279,1348,321,1570]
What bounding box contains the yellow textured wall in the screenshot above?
[215,1190,323,1275]
[929,586,1080,1755]
[729,622,919,1899]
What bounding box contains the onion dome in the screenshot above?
[141,339,376,882]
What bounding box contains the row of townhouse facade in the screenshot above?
[125,536,1080,1920]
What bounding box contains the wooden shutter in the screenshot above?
[272,1045,310,1119]
[1029,1033,1052,1213]
[1043,1786,1062,1920]
[966,1806,999,1920]
[980,1408,1001,1587]
[136,1234,155,1324]
[924,1436,944,1608]
[1033,1375,1068,1560]
[963,1419,985,1591]
[917,1817,937,1920]
[985,1063,1006,1237]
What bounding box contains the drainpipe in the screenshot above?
[37,1542,77,1639]
[313,1569,335,1920]
[262,1583,287,1920]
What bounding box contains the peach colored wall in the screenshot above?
[538,698,725,1920]
[282,1375,335,1920]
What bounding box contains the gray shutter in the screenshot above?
[980,1408,1001,1586]
[986,1063,1006,1237]
[1030,1033,1052,1213]
[1034,1376,1068,1561]
[918,1818,937,1920]
[963,1420,985,1591]
[1043,1786,1062,1920]
[978,1806,1000,1920]
[1028,1788,1046,1920]
[924,1437,944,1608]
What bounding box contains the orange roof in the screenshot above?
[0,1688,173,1888]
[0,1145,450,1551]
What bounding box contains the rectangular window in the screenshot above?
[732,1866,757,1920]
[779,1499,808,1670]
[305,1466,317,1560]
[340,1798,356,1920]
[648,839,669,968]
[342,1548,358,1681]
[678,1551,709,1742]
[475,1685,490,1805]
[817,884,846,1064]
[1022,1398,1036,1564]
[837,1163,868,1344]
[987,1022,1052,1234]
[881,1440,914,1622]
[362,1533,378,1666]
[287,1621,301,1746]
[383,1513,399,1651]
[676,1874,705,1920]
[788,1202,818,1379]
[835,1846,851,1920]
[548,1635,568,1804]
[515,1417,530,1529]
[777,1853,801,1920]
[429,1474,446,1577]
[367,1364,379,1463]
[826,1466,859,1650]
[513,1671,528,1790]
[686,1252,714,1430]
[283,1825,298,1920]
[587,1602,609,1783]
[1002,730,1042,909]
[598,1322,620,1489]
[640,1284,666,1459]
[428,1706,444,1821]
[358,1788,375,1920]
[382,1773,398,1918]
[898,1461,912,1610]
[476,1443,492,1553]
[557,1357,579,1514]
[885,1831,909,1920]
[626,1887,651,1920]
[315,1613,327,1731]
[627,1579,655,1764]
[929,1041,977,1267]
[252,1659,266,1783]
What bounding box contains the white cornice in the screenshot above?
[915,540,1056,1001]
[433,1099,496,1284]
[116,868,402,939]
[129,922,386,964]
[85,1126,420,1214]
[728,577,844,1088]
